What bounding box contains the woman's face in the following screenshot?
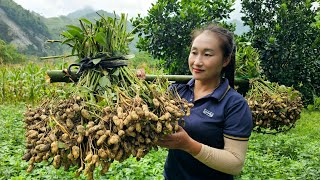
[188,31,230,82]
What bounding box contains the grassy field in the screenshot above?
[0,102,319,180]
[238,110,320,179]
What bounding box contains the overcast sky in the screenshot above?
[12,0,243,19]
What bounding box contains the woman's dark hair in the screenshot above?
[191,24,236,88]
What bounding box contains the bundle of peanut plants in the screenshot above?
[22,13,192,180]
[245,79,303,134]
[235,42,262,79]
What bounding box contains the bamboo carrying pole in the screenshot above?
[46,70,250,94]
[46,70,194,83]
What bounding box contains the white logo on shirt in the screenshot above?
[203,109,214,117]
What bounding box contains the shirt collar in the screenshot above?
[186,78,230,101]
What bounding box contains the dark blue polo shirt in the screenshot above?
[164,78,253,180]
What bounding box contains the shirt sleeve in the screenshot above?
[223,96,253,140]
[194,138,249,175]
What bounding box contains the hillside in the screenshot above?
[0,0,53,56]
[0,0,137,57]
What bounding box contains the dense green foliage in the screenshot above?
[0,62,71,104]
[132,0,235,74]
[0,19,12,42]
[241,0,320,103]
[1,103,319,179]
[314,8,320,28]
[129,51,166,74]
[0,40,26,64]
[44,10,137,55]
[235,42,261,78]
[60,13,134,60]
[237,111,320,179]
[307,95,320,111]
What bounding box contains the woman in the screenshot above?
[156,24,253,179]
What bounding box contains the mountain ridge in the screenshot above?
[0,0,52,55]
[0,0,248,56]
[0,0,133,56]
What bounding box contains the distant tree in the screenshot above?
[0,20,13,42]
[132,0,235,74]
[241,0,320,103]
[0,40,25,64]
[313,2,320,29]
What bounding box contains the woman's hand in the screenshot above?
[156,126,202,156]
